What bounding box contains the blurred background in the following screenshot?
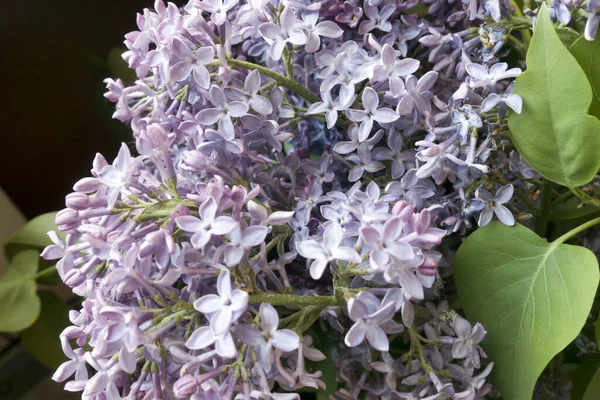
[0,1,155,398]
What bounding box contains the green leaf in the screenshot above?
[557,26,581,48]
[20,291,70,368]
[583,368,600,400]
[508,4,600,187]
[4,212,58,260]
[570,35,600,118]
[572,356,600,400]
[0,250,42,332]
[454,222,599,400]
[551,187,600,221]
[596,314,600,348]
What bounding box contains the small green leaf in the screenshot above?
[551,187,600,221]
[557,26,581,48]
[570,35,600,118]
[4,212,59,260]
[454,222,599,400]
[583,369,600,400]
[20,291,70,368]
[572,356,600,400]
[0,250,42,332]
[508,4,600,187]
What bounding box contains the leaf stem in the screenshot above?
[33,265,58,280]
[553,216,600,245]
[535,179,553,237]
[568,186,600,207]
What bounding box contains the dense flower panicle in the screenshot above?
[42,0,583,398]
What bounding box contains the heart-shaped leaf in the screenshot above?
[4,212,59,260]
[20,291,70,368]
[0,250,42,332]
[570,35,600,119]
[454,222,599,400]
[508,4,600,187]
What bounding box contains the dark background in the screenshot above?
[0,0,157,219]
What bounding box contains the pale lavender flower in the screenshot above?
[302,11,344,53]
[194,268,248,334]
[259,6,307,61]
[452,316,486,368]
[453,105,482,144]
[219,225,268,266]
[396,72,438,117]
[359,3,396,34]
[195,0,239,25]
[335,2,363,28]
[344,292,400,352]
[585,0,600,40]
[175,197,238,249]
[548,0,571,25]
[236,303,300,370]
[346,87,399,142]
[480,82,522,114]
[465,62,521,89]
[296,222,361,279]
[196,85,249,140]
[472,184,515,226]
[170,38,215,88]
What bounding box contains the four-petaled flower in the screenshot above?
[197,85,249,140]
[471,184,515,226]
[344,291,401,352]
[346,87,399,142]
[176,196,238,249]
[297,222,361,279]
[194,268,249,335]
[236,303,300,370]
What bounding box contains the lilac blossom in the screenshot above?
[346,87,400,142]
[472,184,515,226]
[236,303,300,370]
[296,222,361,279]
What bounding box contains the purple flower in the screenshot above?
[296,222,361,279]
[176,196,238,249]
[259,6,307,61]
[585,0,600,40]
[346,87,399,142]
[465,62,521,89]
[194,268,248,334]
[236,303,300,370]
[396,72,438,117]
[302,11,344,53]
[452,316,486,368]
[195,0,238,25]
[170,38,214,88]
[358,3,395,34]
[344,292,401,352]
[360,217,415,271]
[472,184,515,226]
[196,85,249,140]
[480,82,522,114]
[219,225,269,266]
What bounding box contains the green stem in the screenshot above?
[550,189,575,208]
[33,265,58,280]
[248,292,344,307]
[408,326,433,375]
[535,180,553,237]
[569,186,600,207]
[208,59,320,105]
[553,216,600,245]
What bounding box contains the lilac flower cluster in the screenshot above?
[41,0,580,398]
